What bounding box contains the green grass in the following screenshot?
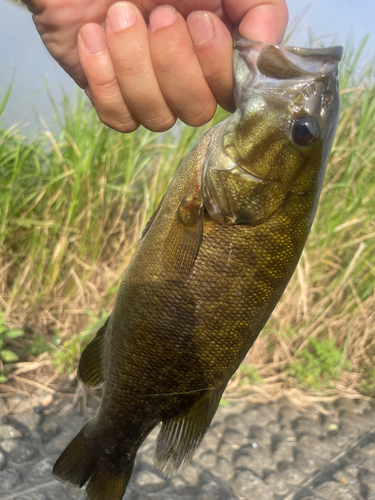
[240,40,375,400]
[0,90,226,312]
[239,365,262,387]
[0,87,228,378]
[0,40,374,401]
[287,338,350,390]
[0,309,24,381]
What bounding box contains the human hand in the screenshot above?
[22,0,288,132]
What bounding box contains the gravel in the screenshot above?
[0,395,374,499]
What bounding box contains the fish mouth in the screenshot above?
[232,33,343,109]
[234,34,343,78]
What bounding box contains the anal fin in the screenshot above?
[77,318,109,390]
[154,387,225,477]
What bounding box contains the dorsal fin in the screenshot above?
[154,387,225,477]
[141,196,164,240]
[77,318,109,390]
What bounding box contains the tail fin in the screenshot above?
[53,421,134,500]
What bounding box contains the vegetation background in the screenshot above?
[0,2,374,410]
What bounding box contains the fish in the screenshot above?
[52,35,342,500]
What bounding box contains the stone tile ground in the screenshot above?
[0,396,374,499]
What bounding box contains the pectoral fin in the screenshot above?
[163,189,204,276]
[154,387,225,477]
[77,318,108,390]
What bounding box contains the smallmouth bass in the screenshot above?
[53,36,342,499]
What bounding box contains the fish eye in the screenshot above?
[292,115,321,145]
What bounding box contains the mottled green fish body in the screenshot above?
[53,37,342,500]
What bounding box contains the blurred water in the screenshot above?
[0,0,77,135]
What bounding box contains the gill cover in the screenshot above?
[201,36,342,226]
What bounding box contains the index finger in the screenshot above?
[223,0,288,44]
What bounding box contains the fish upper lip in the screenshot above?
[232,36,342,118]
[233,36,343,80]
[233,34,343,61]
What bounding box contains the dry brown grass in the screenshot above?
[1,44,374,409]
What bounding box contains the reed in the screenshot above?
[0,41,373,407]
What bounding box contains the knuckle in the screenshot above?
[113,121,139,134]
[111,44,149,77]
[206,65,233,87]
[99,113,139,134]
[91,77,120,99]
[184,102,217,128]
[153,46,192,76]
[117,57,148,78]
[145,114,176,133]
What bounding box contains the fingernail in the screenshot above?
[149,6,177,33]
[108,2,136,32]
[187,12,214,46]
[80,24,107,53]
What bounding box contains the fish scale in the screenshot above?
[53,36,342,500]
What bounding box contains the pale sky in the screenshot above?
[286,0,375,59]
[0,0,374,132]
